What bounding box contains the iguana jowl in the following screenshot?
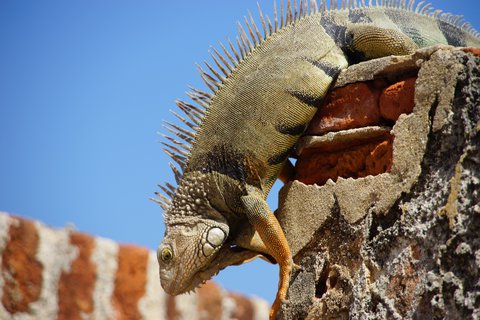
[154,1,480,318]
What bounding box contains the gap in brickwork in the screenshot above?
[293,75,417,186]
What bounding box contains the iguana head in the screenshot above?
[158,217,229,294]
[157,172,233,294]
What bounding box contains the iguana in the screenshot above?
[153,1,480,318]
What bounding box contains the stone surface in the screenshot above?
[0,212,269,320]
[277,47,480,319]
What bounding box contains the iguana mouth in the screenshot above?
[167,263,222,295]
[176,244,249,293]
[189,243,268,292]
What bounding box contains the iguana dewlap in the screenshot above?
[154,1,480,318]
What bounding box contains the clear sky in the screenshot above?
[1,0,479,304]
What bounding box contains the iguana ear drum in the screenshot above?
[207,227,225,246]
[202,227,225,257]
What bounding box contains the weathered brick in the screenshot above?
[306,82,382,135]
[1,217,42,313]
[112,244,149,320]
[386,261,422,317]
[379,77,416,121]
[58,232,96,320]
[462,47,480,56]
[296,134,393,185]
[198,282,223,320]
[228,293,254,320]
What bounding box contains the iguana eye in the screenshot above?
[160,247,173,262]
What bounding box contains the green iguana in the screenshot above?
[153,1,480,318]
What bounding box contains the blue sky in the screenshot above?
[1,0,479,303]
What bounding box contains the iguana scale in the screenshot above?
[154,1,480,318]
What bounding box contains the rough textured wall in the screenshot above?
[0,212,269,320]
[277,47,480,319]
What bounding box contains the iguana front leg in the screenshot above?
[240,188,292,320]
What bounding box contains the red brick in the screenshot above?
[57,232,96,320]
[365,139,393,176]
[1,217,43,313]
[295,134,393,185]
[462,47,480,56]
[198,281,223,320]
[112,245,149,320]
[228,293,254,320]
[166,294,178,320]
[379,77,416,121]
[306,82,382,135]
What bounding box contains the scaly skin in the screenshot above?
[155,1,480,318]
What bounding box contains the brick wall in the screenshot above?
[0,212,269,320]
